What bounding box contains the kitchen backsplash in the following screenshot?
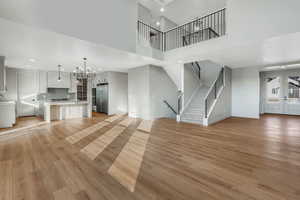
[37,88,76,101]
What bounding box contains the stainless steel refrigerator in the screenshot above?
[96,83,108,114]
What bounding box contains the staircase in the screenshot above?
[181,86,209,125]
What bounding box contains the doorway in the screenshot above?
[262,69,300,115]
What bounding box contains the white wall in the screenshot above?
[227,0,300,43]
[94,71,128,115]
[149,66,178,119]
[108,72,128,115]
[163,63,183,90]
[128,65,178,120]
[160,17,177,32]
[138,3,177,32]
[164,0,227,25]
[231,67,260,119]
[0,0,137,53]
[138,3,156,27]
[128,66,150,119]
[201,60,223,87]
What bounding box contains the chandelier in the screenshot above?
[73,58,96,80]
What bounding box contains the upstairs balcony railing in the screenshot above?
[165,8,226,51]
[137,8,226,51]
[137,20,164,51]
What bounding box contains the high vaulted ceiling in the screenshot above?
[139,0,227,26]
[0,18,161,72]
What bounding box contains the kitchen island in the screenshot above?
[44,101,90,122]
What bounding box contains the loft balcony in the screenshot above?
[137,8,226,52]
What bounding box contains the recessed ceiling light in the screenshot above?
[156,21,161,27]
[264,66,281,70]
[160,7,165,12]
[29,58,36,63]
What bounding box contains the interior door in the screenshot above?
[263,73,284,114]
[284,70,300,115]
[17,69,38,117]
[263,69,300,115]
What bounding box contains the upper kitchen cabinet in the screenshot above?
[0,56,6,92]
[47,71,70,88]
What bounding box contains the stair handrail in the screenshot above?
[191,62,201,80]
[204,67,225,118]
[178,90,183,114]
[163,100,177,115]
[163,90,183,116]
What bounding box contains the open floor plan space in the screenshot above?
[1,1,300,199]
[0,114,299,200]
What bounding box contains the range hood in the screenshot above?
[0,56,6,93]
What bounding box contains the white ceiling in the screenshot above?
[164,31,300,69]
[139,0,227,26]
[0,17,161,72]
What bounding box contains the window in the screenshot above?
[288,76,300,100]
[266,77,280,102]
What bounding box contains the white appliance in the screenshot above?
[0,101,16,128]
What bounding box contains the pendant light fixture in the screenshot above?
[73,58,96,80]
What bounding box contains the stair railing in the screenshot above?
[191,62,201,80]
[137,8,226,52]
[163,90,184,115]
[137,20,164,51]
[204,67,225,118]
[165,8,226,51]
[163,100,177,115]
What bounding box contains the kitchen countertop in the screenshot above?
[44,101,89,106]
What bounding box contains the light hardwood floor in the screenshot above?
[0,116,44,134]
[0,114,300,200]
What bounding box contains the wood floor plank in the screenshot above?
[108,131,150,192]
[81,125,126,160]
[53,187,76,200]
[119,117,136,127]
[137,120,153,133]
[0,160,13,200]
[66,121,110,144]
[104,114,124,123]
[0,114,299,199]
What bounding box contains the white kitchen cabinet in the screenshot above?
[47,71,70,88]
[0,101,16,128]
[0,56,6,92]
[38,71,48,93]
